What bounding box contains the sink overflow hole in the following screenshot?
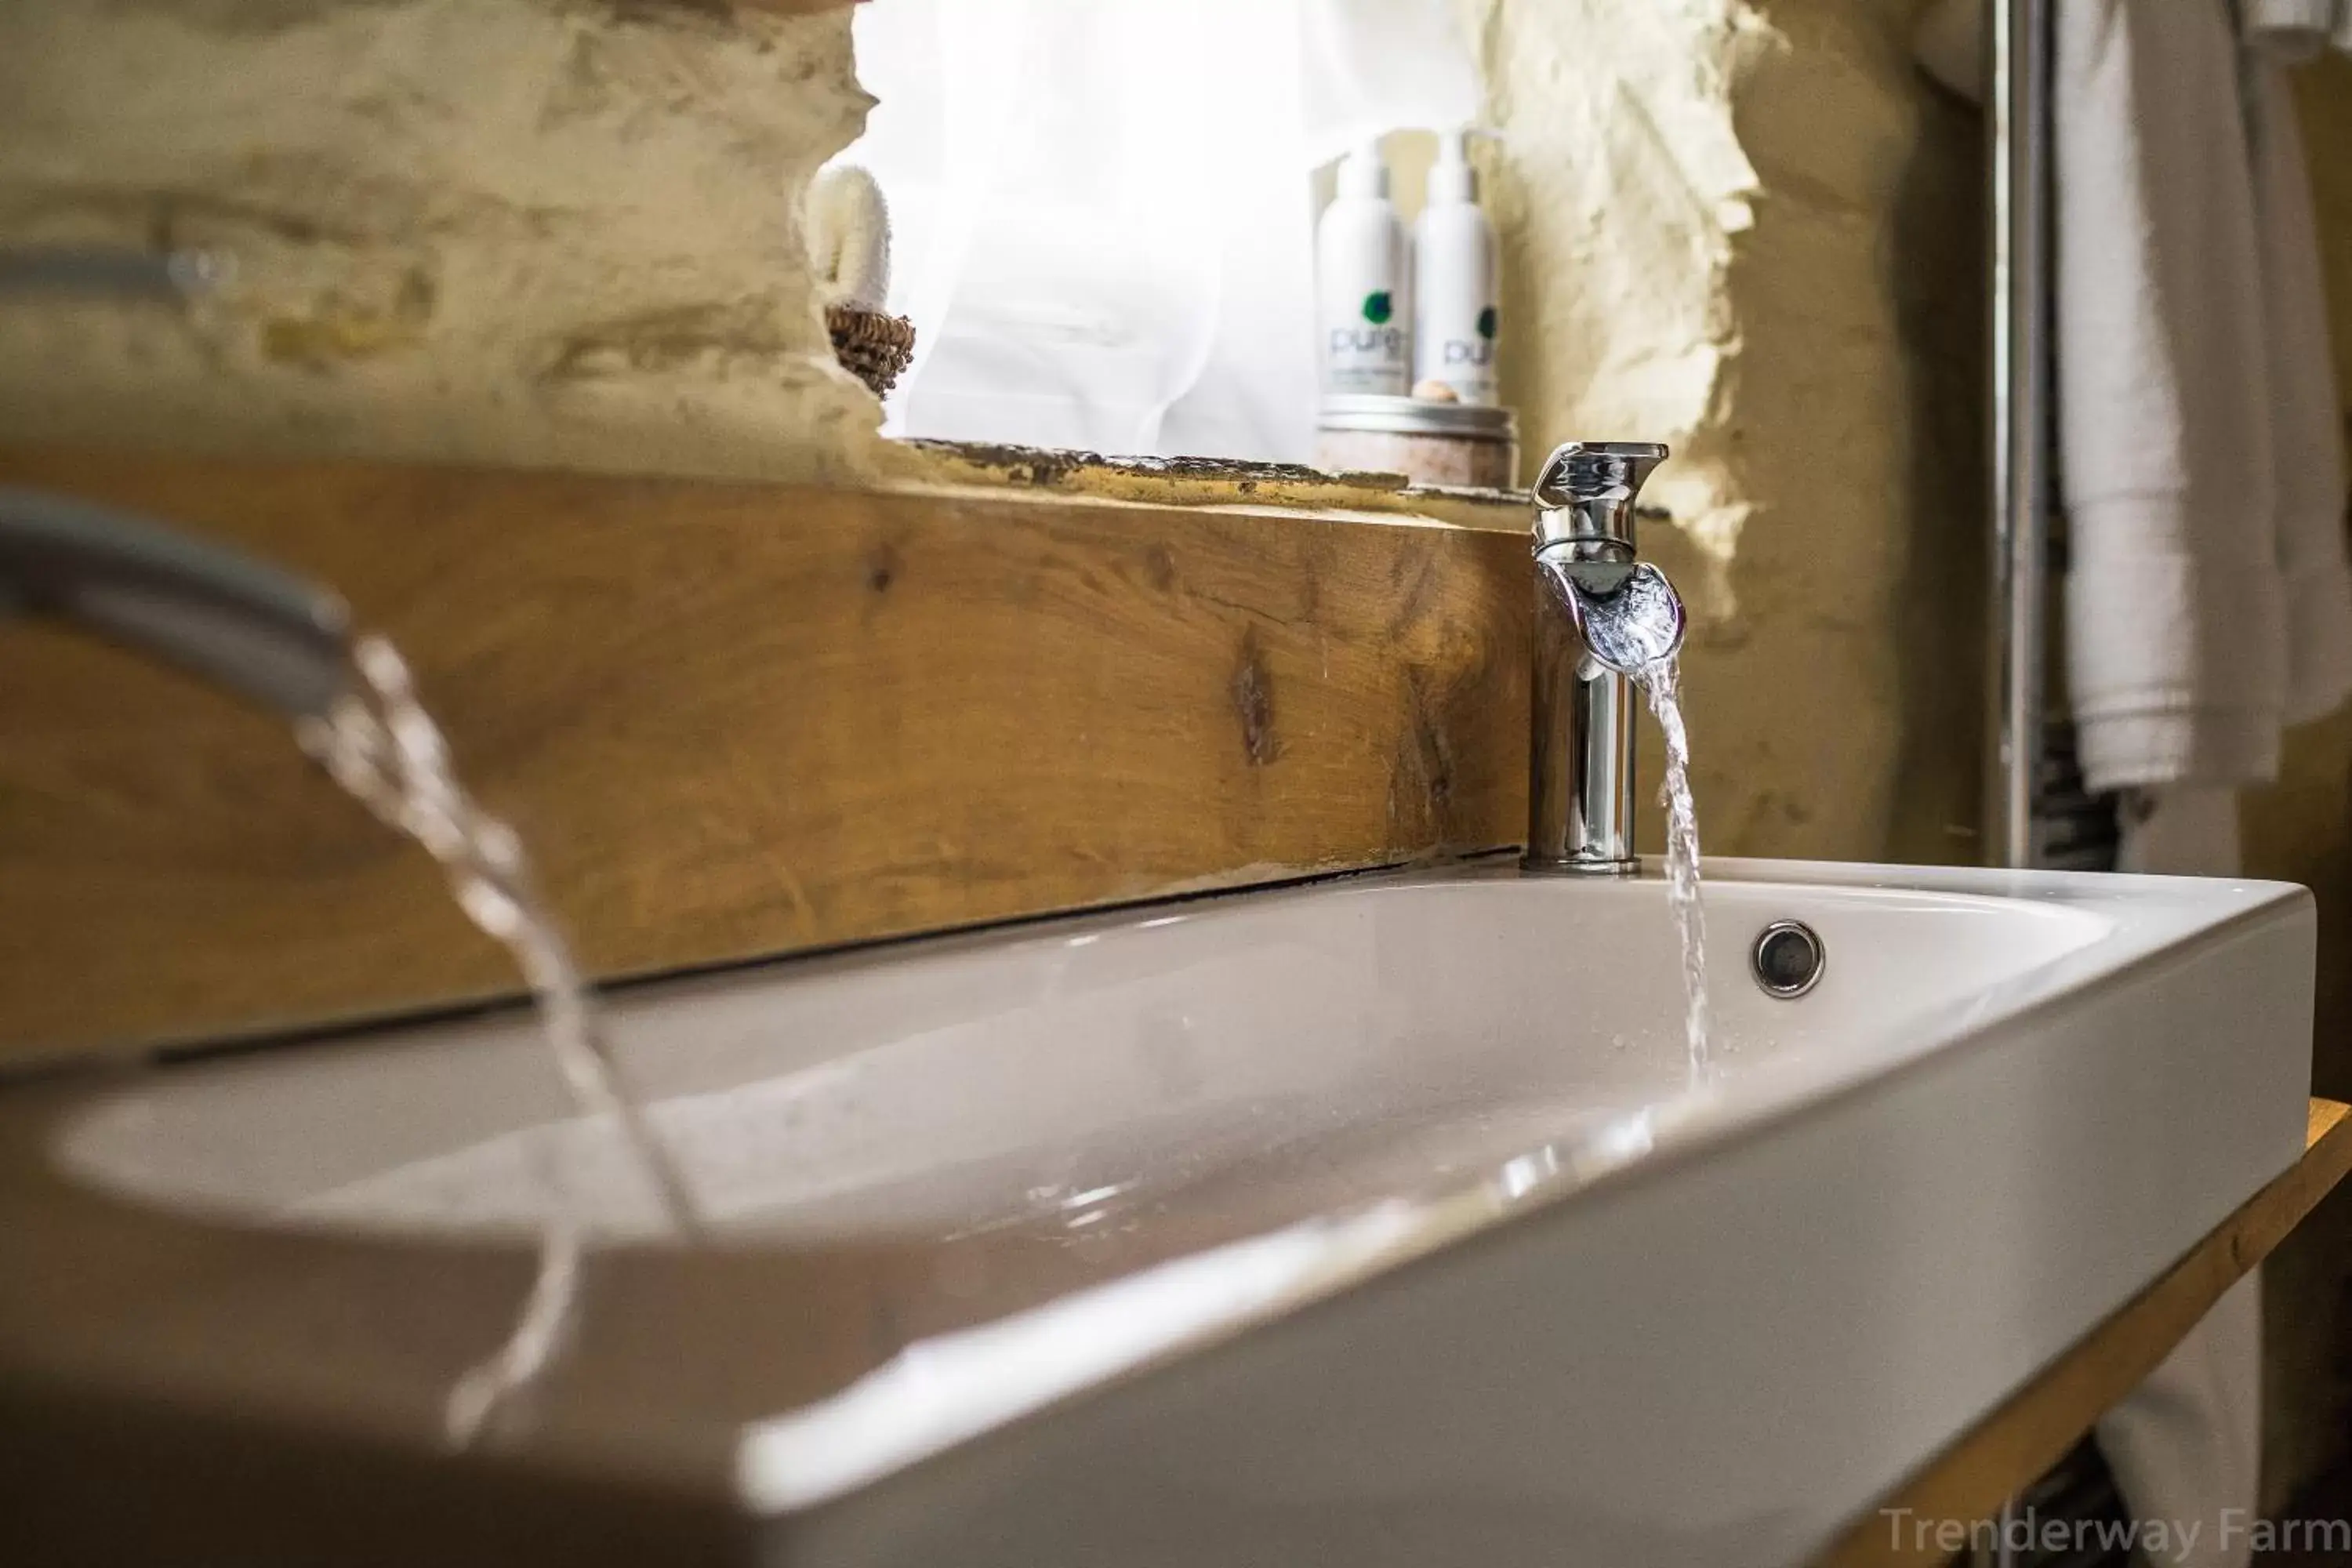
[1751,920,1824,999]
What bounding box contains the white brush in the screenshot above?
[807,163,893,312]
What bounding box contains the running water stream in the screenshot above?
[1632,656,1711,1081]
[297,633,702,1444]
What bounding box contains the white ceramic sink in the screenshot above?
[1,859,2315,1566]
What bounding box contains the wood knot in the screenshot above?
[1145,544,1178,593]
[1231,627,1280,767]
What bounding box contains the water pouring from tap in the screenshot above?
[1524,443,1711,1078]
[0,488,702,1441]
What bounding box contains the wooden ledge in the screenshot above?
[1820,1098,2352,1566]
[0,446,1531,1065]
[892,437,1534,534]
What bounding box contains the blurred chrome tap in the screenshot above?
[0,488,350,720]
[0,246,227,300]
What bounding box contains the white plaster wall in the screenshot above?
[0,0,886,483]
[1461,0,1983,864]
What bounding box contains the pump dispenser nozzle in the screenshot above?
[1429,126,1478,204]
[1336,138,1391,200]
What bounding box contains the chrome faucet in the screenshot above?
[0,488,351,719]
[1524,441,1686,875]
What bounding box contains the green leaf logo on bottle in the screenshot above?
[1477,305,1499,341]
[1362,291,1394,325]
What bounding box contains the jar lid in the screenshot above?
[1318,394,1518,441]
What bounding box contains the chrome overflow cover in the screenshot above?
[1751,920,1825,999]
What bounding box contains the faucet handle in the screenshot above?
[1532,441,1668,554]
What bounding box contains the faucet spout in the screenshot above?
[1545,557,1686,676]
[0,487,352,720]
[1524,441,1684,875]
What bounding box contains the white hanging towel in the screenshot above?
[1911,2,2352,1558]
[2057,0,2352,796]
[2058,8,2352,1559]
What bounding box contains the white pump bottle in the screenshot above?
[1317,139,1412,395]
[1412,127,1500,405]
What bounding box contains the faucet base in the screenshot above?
[1520,851,1639,877]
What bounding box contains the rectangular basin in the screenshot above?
[0,858,2315,1566]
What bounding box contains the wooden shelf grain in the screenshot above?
[1819,1098,2352,1566]
[0,447,1527,1065]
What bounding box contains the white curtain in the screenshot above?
[844,0,1479,462]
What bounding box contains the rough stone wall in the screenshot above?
[1459,0,1984,864]
[0,0,885,484]
[2251,53,2352,1517]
